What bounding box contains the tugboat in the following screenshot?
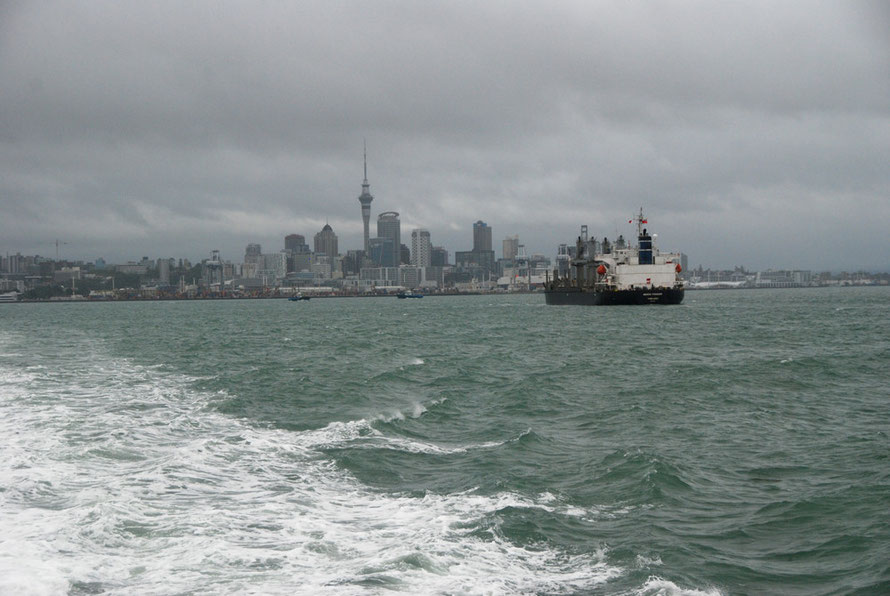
[544,208,684,305]
[288,294,311,301]
[396,291,423,299]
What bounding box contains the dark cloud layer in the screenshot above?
[2,1,888,270]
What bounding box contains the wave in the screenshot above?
[634,577,723,596]
[0,337,624,595]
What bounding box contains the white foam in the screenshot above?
[636,577,724,596]
[0,330,625,595]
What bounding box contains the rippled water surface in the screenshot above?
[1,288,888,595]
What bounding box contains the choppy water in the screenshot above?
[1,288,888,595]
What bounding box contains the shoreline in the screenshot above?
[3,284,887,304]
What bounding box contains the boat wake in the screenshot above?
[0,331,625,595]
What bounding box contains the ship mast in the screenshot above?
[636,207,645,238]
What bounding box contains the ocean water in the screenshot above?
[1,287,888,596]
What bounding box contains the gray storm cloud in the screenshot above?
[1,1,887,270]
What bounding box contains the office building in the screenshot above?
[285,234,309,253]
[411,229,431,267]
[503,235,519,261]
[473,220,492,252]
[368,237,395,268]
[431,247,448,267]
[314,224,338,258]
[377,212,401,268]
[456,221,496,276]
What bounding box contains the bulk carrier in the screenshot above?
[544,209,685,305]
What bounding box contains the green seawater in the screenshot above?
[1,287,888,595]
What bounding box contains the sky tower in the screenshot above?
[357,142,374,253]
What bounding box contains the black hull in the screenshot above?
[544,287,684,305]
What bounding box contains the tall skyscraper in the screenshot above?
[473,220,492,252]
[503,235,519,261]
[411,229,431,267]
[377,212,401,267]
[357,142,374,253]
[314,224,338,258]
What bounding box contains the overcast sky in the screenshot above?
[2,1,888,271]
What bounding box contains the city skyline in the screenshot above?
[2,3,888,271]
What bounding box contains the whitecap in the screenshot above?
[636,576,724,596]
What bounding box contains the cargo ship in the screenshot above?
[544,209,684,305]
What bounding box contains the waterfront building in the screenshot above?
[341,250,365,277]
[360,266,401,286]
[456,220,496,277]
[5,253,24,274]
[431,246,449,267]
[285,234,309,273]
[116,262,149,275]
[285,234,309,253]
[242,244,263,278]
[368,237,395,268]
[473,221,492,252]
[202,250,226,288]
[159,259,170,284]
[503,235,519,261]
[292,252,312,273]
[377,212,401,268]
[755,269,812,287]
[411,229,431,267]
[263,252,288,280]
[311,255,334,280]
[314,224,339,259]
[357,143,374,253]
[244,244,262,266]
[455,250,496,276]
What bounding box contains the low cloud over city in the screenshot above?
[2,1,888,271]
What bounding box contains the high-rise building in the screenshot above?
[457,221,496,277]
[159,259,170,284]
[503,235,519,261]
[473,220,492,252]
[431,246,448,267]
[368,237,394,267]
[245,243,262,260]
[243,244,263,278]
[357,143,374,253]
[285,234,309,253]
[377,212,401,268]
[314,224,338,258]
[411,229,431,267]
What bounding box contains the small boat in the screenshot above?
[396,292,423,299]
[288,295,311,301]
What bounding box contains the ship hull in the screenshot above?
[544,287,684,305]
